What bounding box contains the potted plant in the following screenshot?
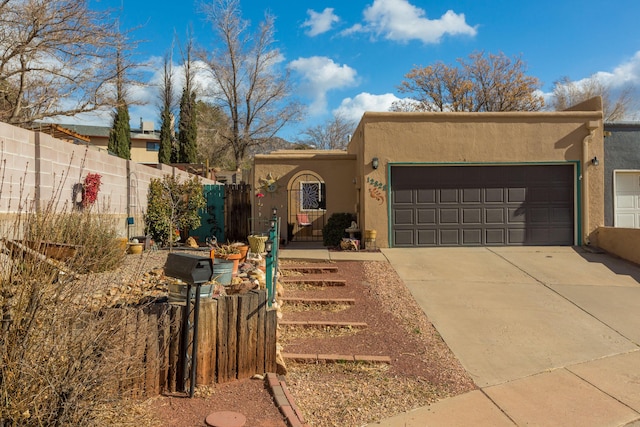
[214,242,242,276]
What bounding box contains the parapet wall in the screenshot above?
[593,227,640,266]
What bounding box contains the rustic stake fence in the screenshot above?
[114,289,277,398]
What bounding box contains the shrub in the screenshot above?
[1,210,139,426]
[322,212,356,247]
[144,174,205,247]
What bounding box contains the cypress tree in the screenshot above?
[158,107,173,164]
[108,103,131,160]
[177,88,197,163]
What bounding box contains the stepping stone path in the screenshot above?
[279,262,391,365]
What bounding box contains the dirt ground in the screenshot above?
[110,252,475,426]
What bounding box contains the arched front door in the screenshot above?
[287,171,326,242]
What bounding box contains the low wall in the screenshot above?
[116,291,277,398]
[0,121,216,238]
[593,227,640,266]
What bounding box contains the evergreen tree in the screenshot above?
[108,103,131,159]
[158,52,175,164]
[107,42,132,160]
[177,34,198,164]
[178,87,197,163]
[159,107,173,164]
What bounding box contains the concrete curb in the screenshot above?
[266,372,309,427]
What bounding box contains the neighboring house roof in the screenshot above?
[58,123,160,141]
[31,123,91,142]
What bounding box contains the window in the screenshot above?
[146,141,160,151]
[300,181,326,210]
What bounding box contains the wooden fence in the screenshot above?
[225,183,252,242]
[116,289,277,398]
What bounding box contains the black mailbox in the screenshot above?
[164,253,213,284]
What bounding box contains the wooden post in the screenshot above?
[216,296,229,382]
[265,307,277,372]
[157,304,171,394]
[196,300,217,385]
[145,305,161,396]
[168,305,182,393]
[254,290,267,375]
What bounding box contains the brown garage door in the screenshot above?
[391,165,575,247]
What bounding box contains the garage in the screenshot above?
[391,164,575,247]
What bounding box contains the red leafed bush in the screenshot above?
[82,173,102,208]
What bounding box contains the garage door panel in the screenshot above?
[508,188,527,203]
[485,208,505,223]
[417,189,436,204]
[394,229,415,246]
[508,228,526,244]
[529,188,550,203]
[486,229,506,244]
[551,207,573,223]
[417,229,436,245]
[462,208,482,224]
[462,229,482,245]
[440,209,459,224]
[440,229,460,245]
[529,208,550,223]
[394,209,414,225]
[393,189,414,204]
[485,188,504,203]
[417,209,436,224]
[508,207,526,224]
[391,165,574,247]
[440,189,458,203]
[462,188,481,203]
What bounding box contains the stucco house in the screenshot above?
[252,97,605,248]
[603,122,640,228]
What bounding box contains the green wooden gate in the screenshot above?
[191,184,225,244]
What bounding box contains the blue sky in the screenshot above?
[87,0,640,140]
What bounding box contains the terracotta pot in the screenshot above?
[232,243,250,262]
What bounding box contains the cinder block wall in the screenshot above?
[0,122,216,239]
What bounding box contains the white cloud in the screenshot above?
[333,92,401,121]
[343,0,477,44]
[302,8,340,37]
[289,56,358,115]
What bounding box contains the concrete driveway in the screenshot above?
[372,246,640,427]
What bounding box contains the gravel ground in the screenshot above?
[85,251,475,426]
[280,260,476,427]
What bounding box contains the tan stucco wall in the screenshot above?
[593,227,640,266]
[252,150,357,241]
[349,101,604,248]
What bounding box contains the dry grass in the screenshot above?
[286,363,446,427]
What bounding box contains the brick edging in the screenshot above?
[266,372,309,427]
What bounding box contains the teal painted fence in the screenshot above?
[191,184,225,244]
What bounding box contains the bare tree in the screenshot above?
[0,0,122,125]
[393,51,544,112]
[200,0,302,170]
[550,75,637,122]
[297,113,357,150]
[196,100,233,168]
